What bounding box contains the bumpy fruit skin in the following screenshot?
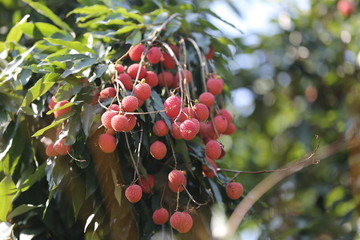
[174,69,193,84]
[121,96,139,112]
[101,111,117,129]
[337,0,354,17]
[123,114,137,132]
[53,100,72,118]
[213,115,228,134]
[171,122,183,139]
[100,87,117,100]
[180,119,198,140]
[117,73,133,90]
[169,44,179,58]
[158,71,173,87]
[168,182,185,193]
[150,140,167,160]
[98,133,116,153]
[137,174,155,194]
[152,120,169,137]
[129,44,145,61]
[152,208,169,225]
[226,182,244,200]
[162,52,176,69]
[109,104,120,112]
[170,212,193,233]
[127,63,147,79]
[178,107,196,122]
[115,63,125,74]
[45,143,58,157]
[146,47,163,64]
[224,122,236,135]
[193,103,209,122]
[48,96,57,110]
[54,139,71,155]
[206,77,224,96]
[164,95,181,118]
[199,92,215,107]
[111,115,128,132]
[168,170,186,186]
[125,184,143,203]
[205,140,222,160]
[219,109,233,124]
[134,83,151,101]
[145,71,159,87]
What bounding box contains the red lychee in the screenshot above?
[206,77,224,96]
[134,82,151,101]
[100,87,116,100]
[174,69,193,84]
[162,52,176,69]
[121,96,138,112]
[337,0,354,17]
[193,103,209,122]
[205,45,214,60]
[146,47,163,64]
[171,122,183,139]
[170,212,193,233]
[223,122,236,135]
[164,95,181,118]
[145,71,158,87]
[45,143,58,157]
[115,63,125,74]
[168,170,186,186]
[137,174,155,194]
[205,140,222,160]
[127,63,147,80]
[98,133,116,153]
[123,114,137,132]
[125,184,143,203]
[53,139,71,155]
[158,71,173,87]
[152,120,169,137]
[117,73,133,90]
[101,111,117,129]
[53,100,72,118]
[213,115,228,134]
[180,119,198,140]
[129,44,145,61]
[152,208,169,225]
[150,140,167,160]
[111,115,128,132]
[199,92,215,107]
[48,96,57,110]
[226,182,244,200]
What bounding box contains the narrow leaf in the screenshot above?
[31,112,73,137]
[45,38,96,54]
[22,0,73,32]
[20,162,46,192]
[0,176,17,222]
[61,58,97,78]
[7,204,43,219]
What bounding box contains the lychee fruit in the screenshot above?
[117,73,133,90]
[337,0,354,17]
[48,96,57,110]
[162,52,176,69]
[174,69,193,84]
[223,122,236,135]
[168,182,185,193]
[180,119,198,140]
[109,104,120,112]
[205,140,222,160]
[127,63,147,80]
[145,71,159,87]
[170,211,193,233]
[226,182,244,200]
[53,100,72,118]
[152,208,169,225]
[158,71,173,87]
[115,63,125,74]
[169,44,179,58]
[171,122,183,139]
[45,143,58,157]
[153,120,169,137]
[129,44,145,61]
[100,87,117,100]
[111,115,128,132]
[164,95,181,118]
[101,111,117,129]
[125,184,143,203]
[123,114,137,132]
[219,109,233,124]
[150,140,167,160]
[213,115,228,134]
[134,82,151,101]
[146,47,163,64]
[53,139,71,155]
[177,107,196,122]
[168,170,186,186]
[193,103,209,122]
[199,92,215,107]
[137,174,155,194]
[121,96,138,112]
[206,77,224,96]
[98,133,116,153]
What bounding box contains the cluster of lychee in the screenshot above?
[44,42,244,234]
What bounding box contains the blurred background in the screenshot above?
[1,0,359,239]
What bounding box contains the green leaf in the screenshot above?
[31,112,74,137]
[22,0,73,33]
[55,83,83,102]
[20,162,46,192]
[81,104,103,137]
[88,64,107,82]
[174,140,193,175]
[0,176,17,222]
[61,58,98,78]
[115,25,139,35]
[44,38,96,54]
[7,204,43,219]
[5,15,30,43]
[114,8,144,23]
[67,5,110,16]
[111,169,122,206]
[71,176,85,219]
[21,73,59,108]
[20,22,67,39]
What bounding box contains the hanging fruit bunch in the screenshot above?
[13,6,243,237]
